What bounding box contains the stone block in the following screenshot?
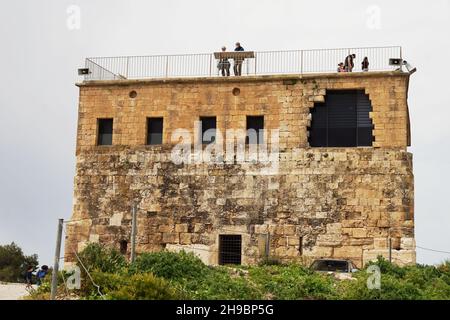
[175,224,189,233]
[162,233,179,244]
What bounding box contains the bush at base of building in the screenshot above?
[61,243,450,300]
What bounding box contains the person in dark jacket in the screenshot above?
[218,46,230,77]
[233,42,245,76]
[25,266,34,289]
[362,57,369,71]
[344,53,356,72]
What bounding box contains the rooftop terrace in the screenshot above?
[82,46,404,81]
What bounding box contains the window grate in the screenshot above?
[219,235,242,265]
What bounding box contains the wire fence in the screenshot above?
[83,46,402,81]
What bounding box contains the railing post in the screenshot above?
[165,55,169,78]
[300,50,304,74]
[126,57,130,79]
[209,54,212,77]
[254,52,257,75]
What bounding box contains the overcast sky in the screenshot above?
[0,0,449,266]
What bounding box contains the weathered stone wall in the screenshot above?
[66,72,415,267]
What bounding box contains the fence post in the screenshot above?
[300,50,304,74]
[209,54,212,77]
[165,55,169,78]
[126,57,130,79]
[50,219,64,300]
[130,204,137,263]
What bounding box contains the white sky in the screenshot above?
[0,0,449,266]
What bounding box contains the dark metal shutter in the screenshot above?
[308,90,373,147]
[327,91,357,147]
[356,91,373,146]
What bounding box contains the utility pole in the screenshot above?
[50,218,64,300]
[130,204,137,263]
[388,238,392,263]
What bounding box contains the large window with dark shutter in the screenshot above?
[97,118,113,146]
[219,235,242,265]
[147,118,163,145]
[308,90,373,147]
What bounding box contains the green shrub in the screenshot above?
[189,267,263,300]
[249,264,337,300]
[258,257,283,266]
[77,243,127,274]
[337,257,450,300]
[129,250,209,282]
[0,242,38,283]
[90,271,181,300]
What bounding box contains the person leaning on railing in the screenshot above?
[344,53,356,72]
[233,42,245,76]
[217,46,231,77]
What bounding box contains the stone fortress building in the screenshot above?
[66,47,415,268]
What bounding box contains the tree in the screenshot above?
[0,242,39,283]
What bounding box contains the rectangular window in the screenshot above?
[147,118,163,145]
[97,119,113,146]
[219,235,242,265]
[200,116,216,144]
[246,116,264,144]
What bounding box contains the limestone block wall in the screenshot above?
[65,147,414,268]
[66,72,415,268]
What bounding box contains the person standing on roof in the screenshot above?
[344,53,356,72]
[362,57,369,72]
[233,42,245,76]
[218,46,231,77]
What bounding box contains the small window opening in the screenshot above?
[200,116,217,145]
[119,240,128,255]
[246,116,264,145]
[97,119,113,146]
[147,118,163,145]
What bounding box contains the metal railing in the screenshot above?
[84,46,402,81]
